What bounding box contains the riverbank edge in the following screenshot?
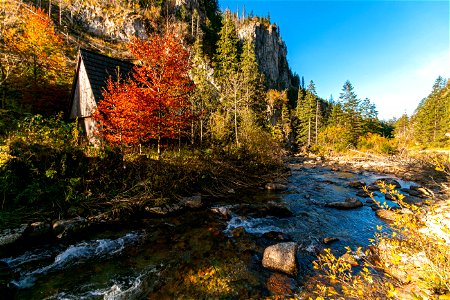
[298,152,450,299]
[0,153,289,255]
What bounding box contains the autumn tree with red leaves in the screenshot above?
[95,33,195,155]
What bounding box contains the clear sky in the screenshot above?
[220,0,450,120]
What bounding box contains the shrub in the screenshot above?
[304,181,450,299]
[357,133,398,155]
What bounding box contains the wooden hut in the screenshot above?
[69,49,133,143]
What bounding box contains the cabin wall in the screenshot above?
[70,61,97,119]
[70,60,99,143]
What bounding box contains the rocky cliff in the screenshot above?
[238,21,293,89]
[64,2,147,42]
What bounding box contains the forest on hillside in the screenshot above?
[0,0,449,214]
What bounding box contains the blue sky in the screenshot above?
[220,0,450,120]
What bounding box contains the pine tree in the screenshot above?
[339,80,362,146]
[214,9,242,145]
[214,9,239,80]
[240,38,265,115]
[296,81,317,146]
[190,35,218,145]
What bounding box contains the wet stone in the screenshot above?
[348,180,365,188]
[0,224,28,247]
[325,197,363,209]
[266,273,297,296]
[265,183,288,191]
[322,237,339,244]
[385,193,397,201]
[262,231,291,242]
[262,242,298,276]
[375,209,397,222]
[356,190,371,198]
[372,178,401,189]
[210,207,231,220]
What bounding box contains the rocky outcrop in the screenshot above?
[65,2,147,41]
[238,22,292,89]
[262,242,298,275]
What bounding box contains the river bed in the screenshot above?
[1,159,418,299]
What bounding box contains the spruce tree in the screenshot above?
[190,35,218,145]
[240,37,266,123]
[339,80,362,146]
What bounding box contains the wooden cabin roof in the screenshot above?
[79,49,134,102]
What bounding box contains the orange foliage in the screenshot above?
[3,6,70,113]
[95,33,195,148]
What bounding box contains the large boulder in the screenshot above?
[0,224,28,247]
[325,197,363,209]
[262,242,298,276]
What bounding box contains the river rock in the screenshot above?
[367,185,380,191]
[231,226,246,238]
[322,237,339,244]
[372,178,401,189]
[340,252,358,266]
[266,273,297,295]
[27,221,52,239]
[181,195,202,209]
[265,183,288,191]
[52,217,88,239]
[375,209,397,222]
[210,207,231,220]
[348,181,365,188]
[145,203,183,216]
[410,186,434,198]
[262,242,298,276]
[356,190,371,198]
[262,231,291,242]
[385,193,397,201]
[264,203,294,218]
[402,188,421,197]
[325,197,363,209]
[0,224,28,247]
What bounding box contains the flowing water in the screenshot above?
[1,159,417,299]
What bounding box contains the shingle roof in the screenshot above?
[80,49,134,102]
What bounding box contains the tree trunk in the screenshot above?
[315,99,319,144]
[157,135,161,160]
[58,0,61,25]
[234,86,239,146]
[307,117,311,146]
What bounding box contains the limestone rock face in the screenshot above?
[238,22,292,89]
[66,2,147,41]
[262,242,298,275]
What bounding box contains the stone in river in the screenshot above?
[375,209,397,222]
[325,197,363,209]
[372,178,401,189]
[322,237,339,244]
[348,180,365,188]
[356,190,371,198]
[262,242,298,276]
[265,183,288,191]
